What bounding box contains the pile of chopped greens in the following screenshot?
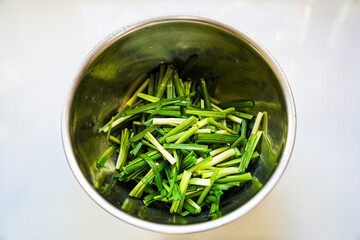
[96,57,265,217]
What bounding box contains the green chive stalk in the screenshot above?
[175,118,208,144]
[96,145,117,167]
[137,92,160,102]
[197,168,219,205]
[159,116,198,143]
[205,148,236,167]
[145,132,176,165]
[156,65,174,98]
[251,112,264,135]
[239,131,262,172]
[176,170,192,213]
[116,128,131,169]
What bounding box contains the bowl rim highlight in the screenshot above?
[61,15,297,234]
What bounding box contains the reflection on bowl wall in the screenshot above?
[62,16,296,233]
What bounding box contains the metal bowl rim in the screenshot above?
[61,15,297,234]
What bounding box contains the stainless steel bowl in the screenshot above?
[61,16,296,234]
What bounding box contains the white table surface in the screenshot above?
[1,0,359,239]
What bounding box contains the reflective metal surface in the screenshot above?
[61,16,296,233]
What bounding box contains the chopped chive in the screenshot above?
[129,160,167,198]
[174,118,208,144]
[123,76,149,108]
[209,96,220,104]
[200,99,205,109]
[184,81,191,101]
[239,131,262,172]
[222,107,235,115]
[184,188,204,200]
[156,65,174,98]
[161,105,181,111]
[176,170,192,213]
[183,201,197,215]
[208,118,237,135]
[241,119,248,137]
[251,112,264,135]
[96,145,117,167]
[165,185,201,203]
[216,151,259,167]
[132,121,142,125]
[211,182,241,190]
[200,78,211,109]
[122,151,162,174]
[137,92,160,103]
[185,109,226,118]
[233,122,241,134]
[202,167,239,179]
[231,111,254,120]
[210,102,222,112]
[181,211,191,217]
[196,169,213,176]
[227,115,243,125]
[140,153,163,192]
[173,149,181,171]
[167,77,174,99]
[196,134,239,143]
[163,143,209,152]
[215,172,252,183]
[116,128,131,169]
[174,100,190,107]
[155,128,166,136]
[165,131,186,143]
[231,135,246,148]
[124,99,179,116]
[187,103,202,110]
[180,151,196,170]
[163,127,174,133]
[101,115,134,133]
[195,129,211,134]
[173,71,185,97]
[166,165,178,199]
[212,103,242,125]
[144,109,181,117]
[130,141,142,156]
[159,116,198,143]
[145,132,176,165]
[152,118,186,126]
[197,168,219,205]
[109,135,121,144]
[141,139,157,150]
[209,190,223,215]
[205,148,236,167]
[124,165,149,182]
[128,125,158,144]
[189,178,211,186]
[234,147,241,157]
[106,116,115,140]
[209,146,230,157]
[159,64,165,84]
[184,198,201,214]
[162,180,171,193]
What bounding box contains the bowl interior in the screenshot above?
[68,19,288,225]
